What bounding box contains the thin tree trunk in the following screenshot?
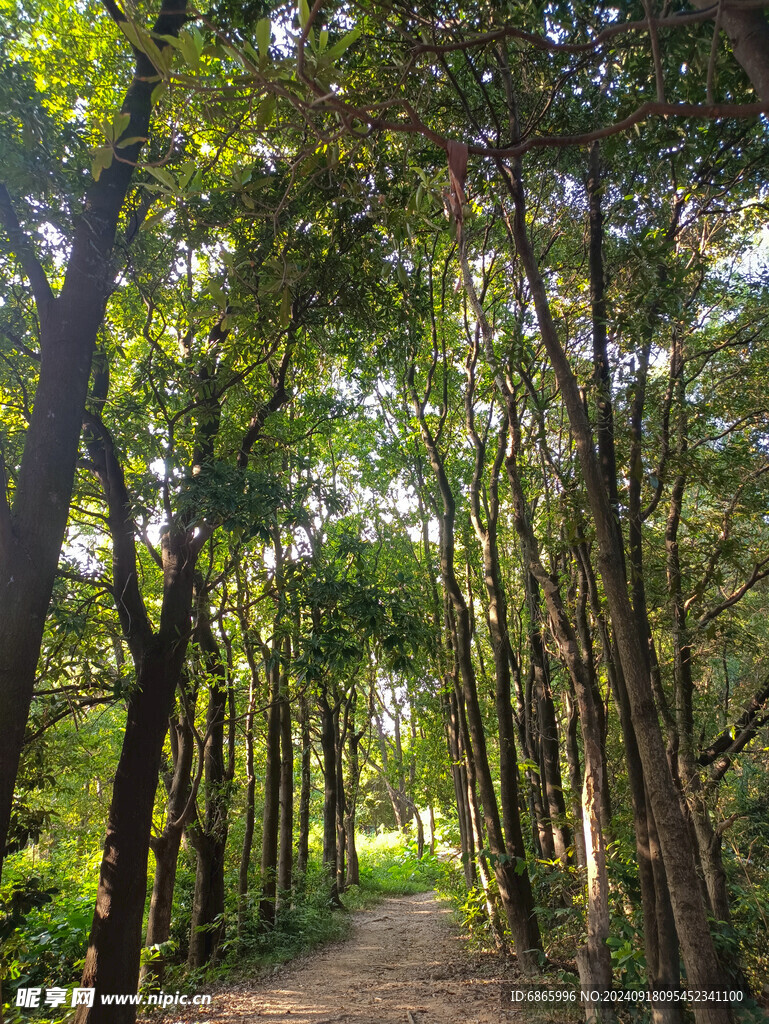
[143,706,195,987]
[187,602,231,968]
[564,684,587,870]
[445,680,476,888]
[465,405,537,875]
[500,154,731,1023]
[296,693,311,877]
[259,653,281,926]
[319,687,339,900]
[238,670,257,936]
[410,369,541,970]
[277,638,293,906]
[335,702,347,894]
[449,647,506,952]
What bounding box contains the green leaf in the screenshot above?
[177,159,197,189]
[298,0,310,29]
[256,18,271,58]
[257,95,276,129]
[326,23,363,60]
[178,27,204,70]
[140,210,168,231]
[112,111,131,140]
[91,146,114,181]
[145,166,176,190]
[116,135,147,150]
[280,287,292,327]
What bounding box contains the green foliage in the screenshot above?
[355,831,438,895]
[434,862,492,945]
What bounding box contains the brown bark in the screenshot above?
[445,678,476,888]
[259,652,282,926]
[464,384,536,873]
[296,693,311,876]
[238,668,257,935]
[74,528,199,1024]
[409,365,541,971]
[143,705,195,987]
[500,155,731,1023]
[335,701,347,893]
[319,686,338,896]
[563,683,587,870]
[447,628,506,952]
[689,0,769,101]
[581,154,681,1017]
[499,401,614,1013]
[187,597,231,968]
[277,644,293,903]
[0,0,188,876]
[345,726,361,887]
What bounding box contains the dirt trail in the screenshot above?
[161,891,520,1024]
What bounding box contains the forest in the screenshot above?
[1,0,768,1022]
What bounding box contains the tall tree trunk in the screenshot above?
[335,702,347,894]
[319,687,339,901]
[448,639,505,951]
[445,680,476,888]
[296,693,311,877]
[464,404,537,874]
[0,0,189,880]
[497,398,614,1014]
[564,683,587,870]
[143,705,195,987]
[238,669,257,937]
[500,154,731,1023]
[259,653,282,926]
[409,369,541,970]
[345,695,364,888]
[75,530,198,1024]
[277,648,293,905]
[187,598,231,968]
[665,408,746,990]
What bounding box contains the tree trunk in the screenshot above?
[345,698,363,888]
[259,654,282,927]
[319,687,338,900]
[445,681,476,888]
[502,155,731,1023]
[689,0,769,101]
[143,707,195,987]
[465,411,541,875]
[335,701,347,893]
[0,0,188,881]
[238,671,257,937]
[564,684,587,870]
[410,373,541,970]
[187,593,232,968]
[74,531,197,1024]
[450,650,506,952]
[296,693,311,877]
[277,672,293,904]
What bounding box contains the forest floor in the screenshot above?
[153,891,531,1024]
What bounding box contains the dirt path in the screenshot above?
[160,891,520,1024]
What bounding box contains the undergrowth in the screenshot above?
[1,829,438,1023]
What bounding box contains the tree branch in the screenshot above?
[0,184,55,322]
[697,557,769,627]
[699,676,769,767]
